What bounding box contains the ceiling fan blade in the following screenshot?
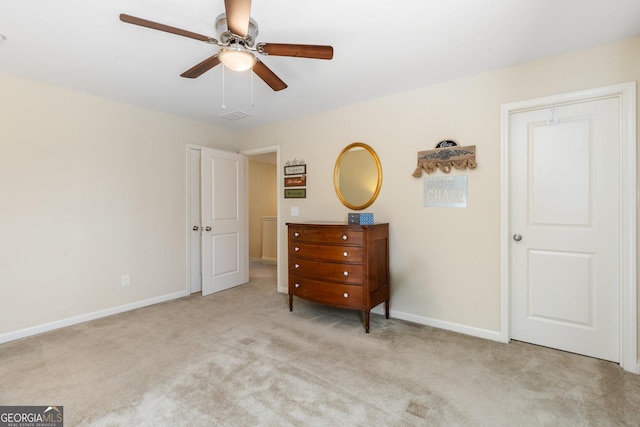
[253,60,287,91]
[224,0,251,38]
[119,13,216,44]
[180,55,221,78]
[257,43,333,60]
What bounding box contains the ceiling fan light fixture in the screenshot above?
[219,46,256,72]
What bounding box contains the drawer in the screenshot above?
[289,242,364,263]
[289,277,364,310]
[289,259,363,284]
[289,226,363,245]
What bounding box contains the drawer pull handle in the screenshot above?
[295,283,300,288]
[342,234,348,240]
[343,271,349,276]
[294,247,300,252]
[295,264,300,269]
[294,232,300,237]
[343,292,349,298]
[343,251,349,257]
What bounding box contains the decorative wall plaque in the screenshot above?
[284,164,306,175]
[284,175,306,187]
[284,188,306,198]
[284,158,307,197]
[413,145,477,176]
[284,158,306,175]
[423,176,468,208]
[435,140,458,148]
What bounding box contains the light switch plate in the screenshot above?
[291,206,299,216]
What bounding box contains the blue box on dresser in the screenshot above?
[348,212,374,225]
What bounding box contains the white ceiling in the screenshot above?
[1,0,639,131]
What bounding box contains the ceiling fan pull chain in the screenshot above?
[221,65,226,109]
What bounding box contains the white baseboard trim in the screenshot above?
[261,256,278,262]
[0,290,189,345]
[281,299,504,343]
[378,307,505,343]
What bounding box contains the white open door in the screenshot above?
[201,147,248,296]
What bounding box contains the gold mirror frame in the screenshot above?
[333,142,382,210]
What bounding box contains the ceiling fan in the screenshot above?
[119,0,333,91]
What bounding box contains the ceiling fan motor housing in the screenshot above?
[215,13,258,47]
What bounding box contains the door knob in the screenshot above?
[204,226,212,232]
[192,226,199,231]
[513,234,522,241]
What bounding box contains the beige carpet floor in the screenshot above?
[1,260,639,426]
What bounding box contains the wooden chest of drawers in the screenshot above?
[287,222,390,332]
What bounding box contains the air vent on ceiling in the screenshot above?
[220,110,250,121]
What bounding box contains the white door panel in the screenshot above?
[201,147,248,296]
[530,121,591,225]
[510,97,620,362]
[213,232,239,274]
[213,157,239,221]
[528,250,593,325]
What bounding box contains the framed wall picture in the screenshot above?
[284,188,306,198]
[284,164,306,176]
[284,175,306,187]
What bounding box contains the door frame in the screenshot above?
[240,145,283,292]
[499,82,637,373]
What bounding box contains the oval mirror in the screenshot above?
[333,142,382,210]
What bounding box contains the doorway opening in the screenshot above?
[242,146,281,290]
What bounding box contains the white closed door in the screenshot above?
[509,96,621,362]
[201,147,248,296]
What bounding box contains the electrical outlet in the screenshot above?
[121,274,130,287]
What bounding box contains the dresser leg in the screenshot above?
[365,311,370,333]
[385,300,390,319]
[288,294,293,311]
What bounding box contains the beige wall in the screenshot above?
[0,74,238,338]
[238,37,640,342]
[248,159,277,258]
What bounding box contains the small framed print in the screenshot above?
[284,175,306,187]
[284,164,306,175]
[284,188,306,199]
